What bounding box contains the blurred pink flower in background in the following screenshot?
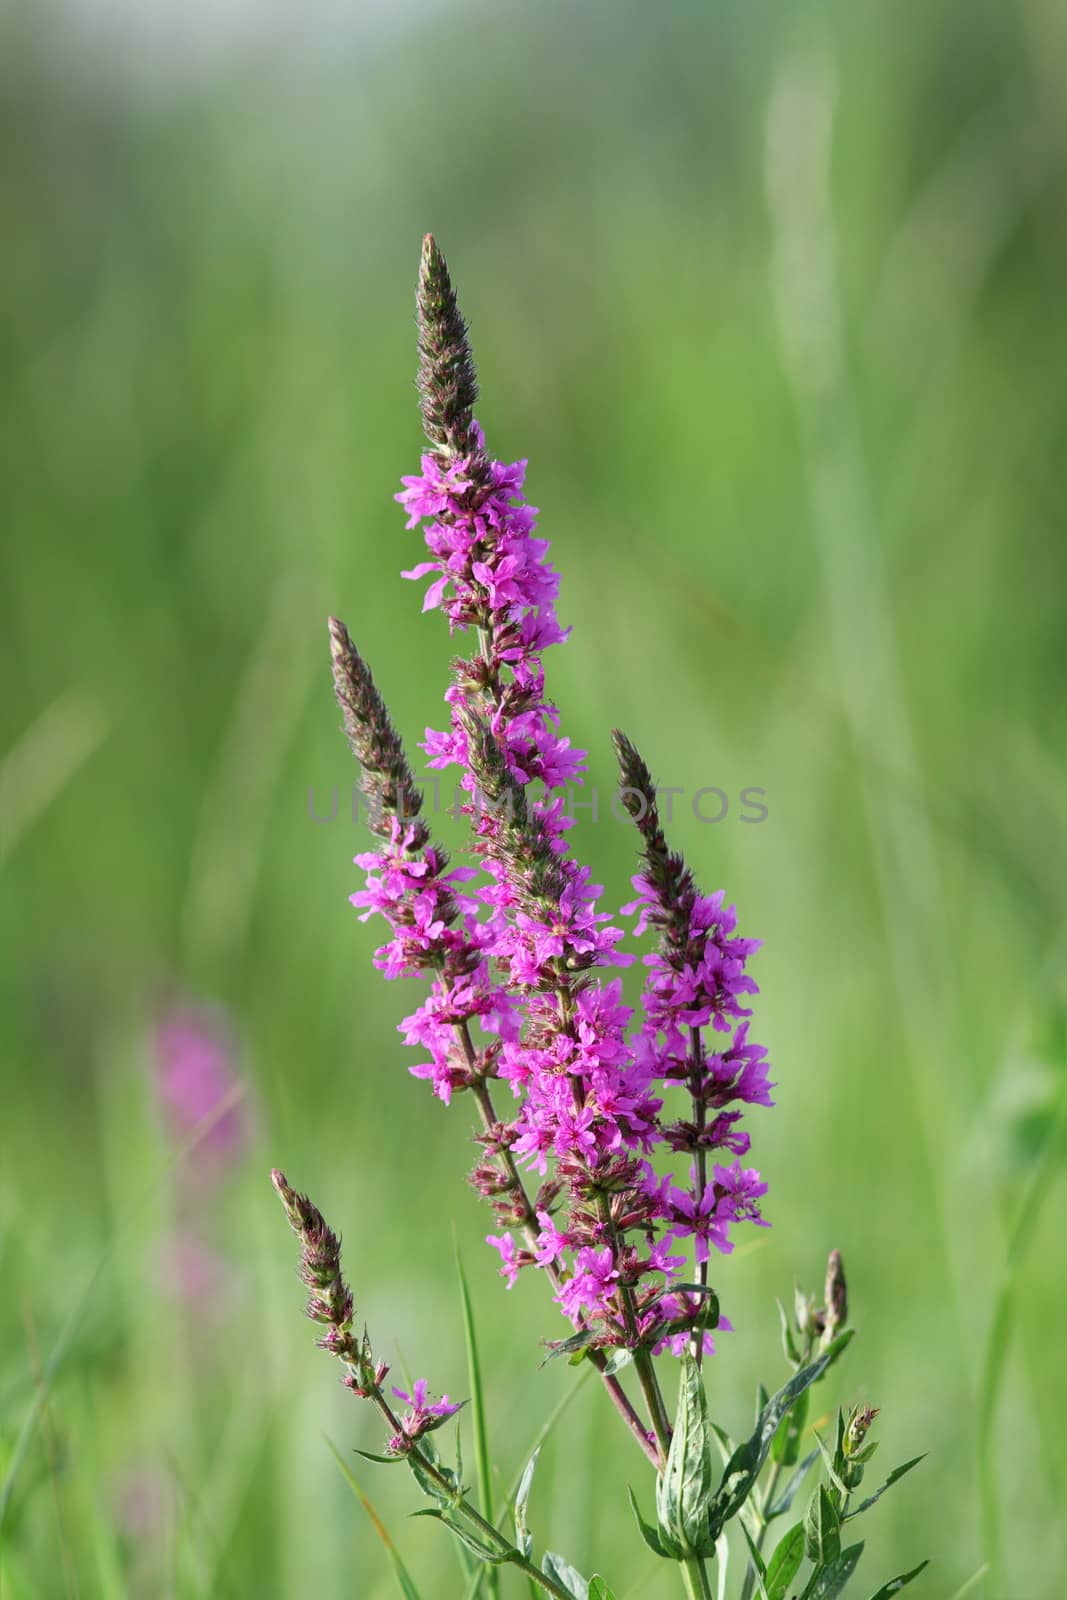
[150,1000,255,1312]
[154,1004,249,1173]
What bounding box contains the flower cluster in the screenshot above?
[387,1380,463,1455]
[271,1170,460,1457]
[338,236,772,1382]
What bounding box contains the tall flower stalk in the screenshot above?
[272,237,925,1600]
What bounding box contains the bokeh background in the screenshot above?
[3,0,1066,1595]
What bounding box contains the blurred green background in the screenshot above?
[2,0,1066,1595]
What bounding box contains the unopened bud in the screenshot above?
[820,1249,848,1349]
[844,1403,880,1457]
[795,1285,819,1336]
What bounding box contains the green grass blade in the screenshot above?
[455,1242,498,1600]
[324,1437,425,1600]
[977,1068,1067,1589]
[944,1564,990,1600]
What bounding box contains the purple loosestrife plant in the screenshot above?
[272,239,926,1600]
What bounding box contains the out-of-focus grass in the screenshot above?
[2,0,1066,1595]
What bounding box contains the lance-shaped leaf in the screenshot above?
[778,1300,801,1367]
[865,1559,929,1598]
[771,1383,810,1467]
[805,1484,841,1565]
[845,1457,926,1521]
[513,1447,540,1560]
[803,1542,865,1599]
[411,1508,508,1564]
[628,1485,681,1560]
[409,1437,461,1506]
[541,1331,597,1367]
[542,1551,589,1598]
[588,1580,619,1600]
[739,1521,770,1600]
[656,1354,717,1557]
[765,1523,805,1600]
[601,1348,634,1377]
[709,1344,843,1539]
[812,1429,850,1501]
[766,1447,819,1519]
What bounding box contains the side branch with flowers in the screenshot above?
[272,237,926,1600]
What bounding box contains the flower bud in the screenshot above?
[844,1403,880,1457]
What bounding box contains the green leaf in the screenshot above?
[821,1329,856,1374]
[765,1523,805,1600]
[601,1348,634,1376]
[805,1485,841,1565]
[710,1423,737,1469]
[803,1542,864,1600]
[541,1331,597,1366]
[812,1430,849,1500]
[656,1354,717,1558]
[514,1447,540,1560]
[627,1485,680,1561]
[845,1457,926,1520]
[865,1560,930,1598]
[542,1551,589,1598]
[354,1450,404,1466]
[739,1521,770,1600]
[771,1382,809,1467]
[767,1448,819,1519]
[324,1438,425,1600]
[755,1383,770,1426]
[410,1508,508,1565]
[777,1299,801,1367]
[710,1345,839,1538]
[409,1437,460,1506]
[587,1580,618,1600]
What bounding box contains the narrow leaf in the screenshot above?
[771,1383,809,1467]
[865,1560,930,1599]
[601,1348,634,1377]
[710,1346,837,1537]
[804,1542,864,1600]
[514,1447,540,1560]
[541,1331,597,1366]
[542,1551,589,1598]
[812,1430,850,1500]
[778,1299,801,1367]
[410,1508,508,1565]
[846,1456,926,1520]
[765,1523,805,1600]
[588,1580,618,1600]
[767,1447,819,1518]
[710,1423,736,1468]
[627,1485,679,1560]
[740,1521,770,1600]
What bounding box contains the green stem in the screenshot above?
[633,1349,672,1464]
[680,1554,715,1600]
[369,1390,574,1600]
